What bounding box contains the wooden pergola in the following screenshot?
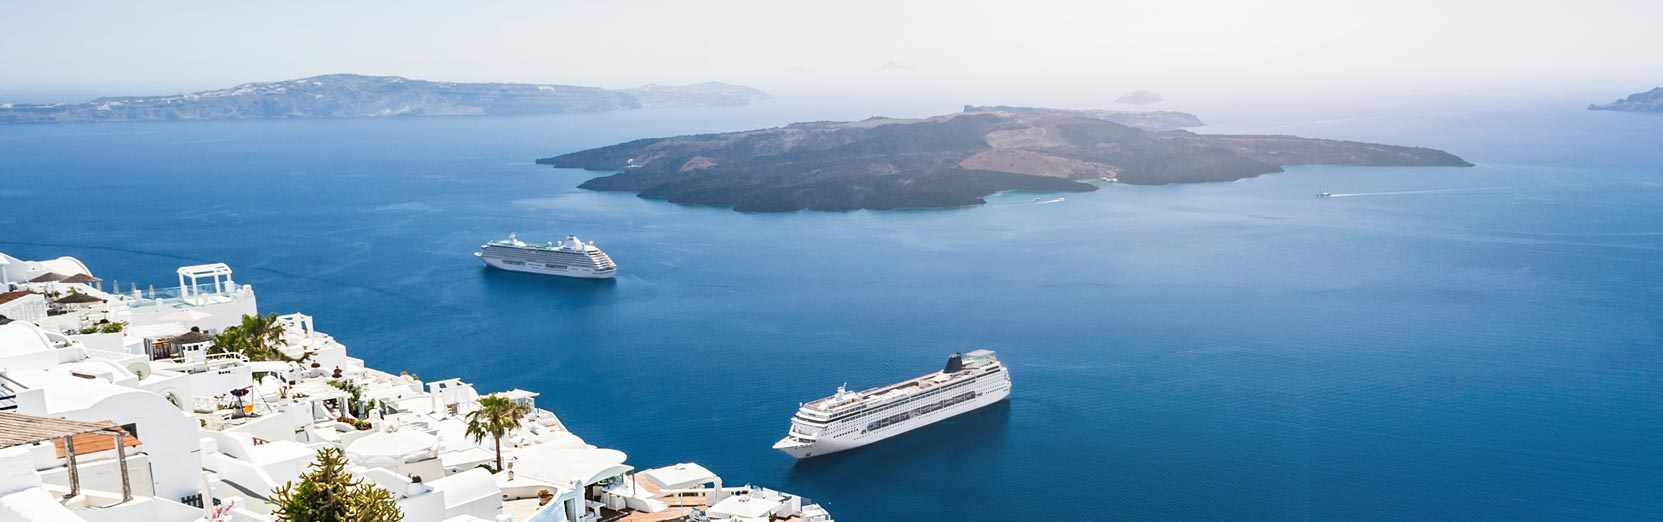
[0,411,140,502]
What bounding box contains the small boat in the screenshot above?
[1316,192,1333,198]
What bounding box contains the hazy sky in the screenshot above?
[2,0,1659,100]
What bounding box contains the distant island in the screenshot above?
[538,105,1473,212]
[1588,87,1663,112]
[1115,90,1164,105]
[0,74,769,124]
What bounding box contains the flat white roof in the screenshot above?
[5,369,146,414]
[244,439,314,465]
[247,361,294,373]
[0,323,53,356]
[288,380,349,402]
[439,446,496,469]
[640,462,718,490]
[513,447,630,487]
[709,493,782,518]
[346,428,439,460]
[176,263,232,276]
[125,322,190,339]
[427,468,500,511]
[495,389,539,400]
[394,396,436,415]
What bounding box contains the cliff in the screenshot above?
[1588,87,1663,112]
[0,74,769,124]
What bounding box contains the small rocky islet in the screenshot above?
[540,105,1473,212]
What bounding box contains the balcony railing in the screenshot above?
[119,282,251,309]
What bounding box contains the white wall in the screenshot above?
[46,390,204,502]
[0,293,48,322]
[72,496,204,522]
[0,446,42,495]
[0,351,60,373]
[66,331,126,353]
[426,469,503,521]
[132,372,194,413]
[202,448,303,497]
[187,363,254,400]
[34,313,87,335]
[38,451,157,498]
[395,489,446,522]
[226,407,308,443]
[117,288,257,334]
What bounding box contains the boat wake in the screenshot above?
[1035,197,1067,205]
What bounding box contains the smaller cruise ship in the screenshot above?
[774,350,1012,459]
[475,233,617,279]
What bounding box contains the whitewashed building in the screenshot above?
[0,291,49,323]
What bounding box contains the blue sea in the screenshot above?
[2,98,1659,520]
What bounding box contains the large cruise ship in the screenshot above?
[475,233,617,279]
[773,350,1012,459]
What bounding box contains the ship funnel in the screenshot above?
[943,352,964,373]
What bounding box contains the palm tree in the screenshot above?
[211,313,295,361]
[465,395,530,472]
[240,313,288,360]
[211,328,248,357]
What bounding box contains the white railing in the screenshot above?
[120,282,252,309]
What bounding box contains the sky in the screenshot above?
[1,0,1660,103]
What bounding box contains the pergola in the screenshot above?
[0,411,141,502]
[176,263,234,299]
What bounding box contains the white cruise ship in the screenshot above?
[475,233,617,279]
[773,350,1012,459]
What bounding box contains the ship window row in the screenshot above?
[910,391,977,417]
[863,391,978,432]
[810,374,989,424]
[489,254,607,266]
[841,377,978,419]
[866,411,912,432]
[486,246,593,255]
[489,257,595,264]
[489,251,597,260]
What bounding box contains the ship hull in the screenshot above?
[478,254,616,279]
[775,377,1011,460]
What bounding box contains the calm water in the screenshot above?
[2,101,1659,520]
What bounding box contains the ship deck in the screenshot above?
[804,363,996,413]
